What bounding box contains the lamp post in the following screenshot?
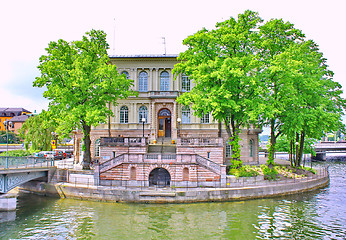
[177,118,181,138]
[3,120,14,168]
[141,118,146,138]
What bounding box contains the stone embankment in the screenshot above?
[20,166,329,203]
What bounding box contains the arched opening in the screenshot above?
[149,168,171,187]
[157,108,171,138]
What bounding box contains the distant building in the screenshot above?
[0,108,31,132]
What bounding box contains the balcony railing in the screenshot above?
[100,137,146,147]
[148,91,179,98]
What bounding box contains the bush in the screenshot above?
[261,164,278,180]
[0,150,32,157]
[228,165,259,177]
[230,159,242,169]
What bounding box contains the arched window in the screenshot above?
[201,112,209,124]
[139,71,148,92]
[181,106,190,123]
[139,106,148,123]
[183,167,189,181]
[130,166,136,180]
[225,142,232,158]
[95,138,101,157]
[160,71,169,91]
[249,139,254,157]
[120,106,128,123]
[181,74,190,92]
[122,71,130,79]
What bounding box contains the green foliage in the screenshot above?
[0,150,32,157]
[18,111,55,151]
[228,165,259,177]
[173,10,263,161]
[0,131,22,144]
[230,159,242,169]
[261,164,278,180]
[34,29,135,169]
[301,166,317,174]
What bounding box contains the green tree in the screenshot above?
[34,30,134,169]
[0,130,22,144]
[256,19,305,165]
[18,111,55,151]
[271,41,345,166]
[173,10,263,161]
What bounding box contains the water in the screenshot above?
[1,160,345,239]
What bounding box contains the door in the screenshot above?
[157,109,171,138]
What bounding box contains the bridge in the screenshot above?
[313,141,346,160]
[0,156,55,211]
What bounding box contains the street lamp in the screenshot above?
[141,118,146,138]
[177,118,181,138]
[3,120,14,168]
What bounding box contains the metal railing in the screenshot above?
[0,156,55,169]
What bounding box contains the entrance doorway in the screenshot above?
[158,109,171,138]
[149,168,171,187]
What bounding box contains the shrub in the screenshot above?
[238,165,259,177]
[261,165,278,180]
[230,159,242,169]
[0,150,32,157]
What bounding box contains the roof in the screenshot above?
[0,108,31,117]
[9,115,30,122]
[109,54,179,59]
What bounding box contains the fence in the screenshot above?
[56,166,329,191]
[0,156,55,169]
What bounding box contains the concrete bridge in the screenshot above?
[313,141,346,160]
[0,157,55,211]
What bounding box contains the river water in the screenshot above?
[0,159,345,240]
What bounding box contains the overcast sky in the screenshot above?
[1,0,345,113]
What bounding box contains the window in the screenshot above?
[181,106,190,123]
[207,152,211,158]
[225,142,232,158]
[139,71,148,92]
[95,138,101,157]
[249,139,254,157]
[139,106,148,123]
[181,74,190,92]
[183,167,189,181]
[160,71,169,91]
[201,113,209,124]
[120,106,128,123]
[122,71,130,79]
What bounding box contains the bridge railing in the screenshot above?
[0,156,55,169]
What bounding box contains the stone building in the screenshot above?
[74,55,261,188]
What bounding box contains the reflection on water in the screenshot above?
[0,160,345,240]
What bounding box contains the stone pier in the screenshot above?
[0,193,17,211]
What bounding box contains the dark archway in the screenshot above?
[149,168,171,187]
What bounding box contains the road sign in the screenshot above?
[51,140,56,146]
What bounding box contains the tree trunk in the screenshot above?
[268,119,277,164]
[297,131,305,166]
[81,120,92,170]
[108,102,111,137]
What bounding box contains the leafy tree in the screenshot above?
[0,130,22,144]
[34,30,134,169]
[173,10,263,161]
[270,41,345,166]
[18,111,55,151]
[256,19,305,165]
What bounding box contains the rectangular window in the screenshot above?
[182,74,190,92]
[181,107,190,123]
[201,113,209,124]
[225,142,232,158]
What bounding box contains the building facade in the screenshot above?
[0,108,31,133]
[74,55,261,187]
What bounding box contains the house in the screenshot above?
[73,55,262,187]
[0,108,31,132]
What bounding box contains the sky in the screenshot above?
[1,0,345,113]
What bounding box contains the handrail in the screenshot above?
[0,156,54,169]
[99,154,126,173]
[195,155,222,175]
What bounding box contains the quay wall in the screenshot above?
[20,173,329,203]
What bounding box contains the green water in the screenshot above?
[1,161,345,239]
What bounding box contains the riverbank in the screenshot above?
[20,159,329,203]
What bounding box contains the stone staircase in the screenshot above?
[148,138,176,153]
